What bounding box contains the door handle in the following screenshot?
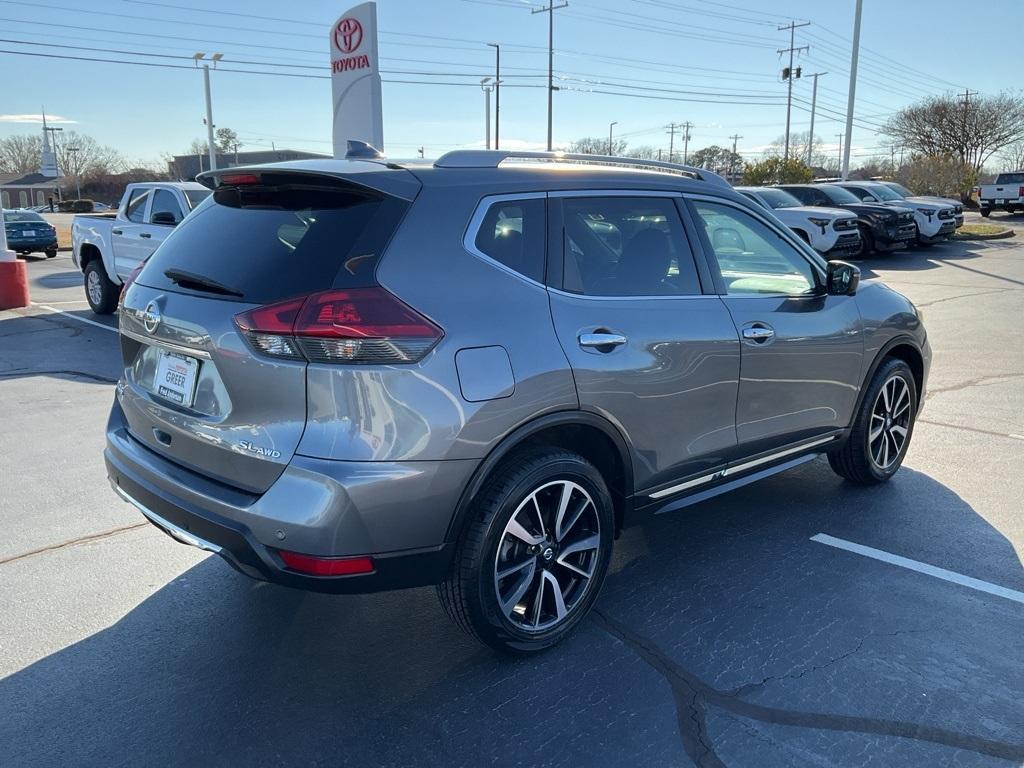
[111,228,123,235]
[579,332,627,349]
[140,232,152,239]
[742,325,775,342]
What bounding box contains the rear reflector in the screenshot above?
[277,550,375,576]
[234,287,442,364]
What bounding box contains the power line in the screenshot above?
[778,20,811,164]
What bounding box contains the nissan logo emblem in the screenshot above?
[142,301,162,334]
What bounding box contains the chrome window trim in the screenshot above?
[547,287,719,302]
[462,191,549,289]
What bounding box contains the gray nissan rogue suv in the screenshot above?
[105,147,930,654]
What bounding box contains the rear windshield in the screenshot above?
[137,179,408,304]
[994,172,1024,184]
[4,210,44,223]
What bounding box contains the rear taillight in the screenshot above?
[235,287,442,364]
[119,260,147,304]
[1018,186,1024,197]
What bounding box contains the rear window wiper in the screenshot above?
[164,268,244,298]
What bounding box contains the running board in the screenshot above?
[653,453,820,516]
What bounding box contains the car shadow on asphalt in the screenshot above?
[2,461,1022,767]
[0,312,119,384]
[853,239,1009,281]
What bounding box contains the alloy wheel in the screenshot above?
[868,375,912,470]
[87,269,103,306]
[493,480,602,633]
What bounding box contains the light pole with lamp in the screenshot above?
[480,78,493,150]
[608,121,618,155]
[487,43,500,150]
[193,52,223,171]
[66,146,81,199]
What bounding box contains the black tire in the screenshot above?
[980,208,991,218]
[45,248,57,259]
[84,260,119,315]
[854,225,875,258]
[438,447,614,654]
[828,357,917,485]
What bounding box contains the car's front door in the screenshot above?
[687,196,864,458]
[546,192,741,495]
[112,188,153,279]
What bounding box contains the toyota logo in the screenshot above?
[333,17,364,54]
[142,301,161,334]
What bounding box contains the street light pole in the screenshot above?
[194,52,223,171]
[481,78,493,150]
[487,43,500,150]
[608,121,617,155]
[806,72,827,166]
[841,0,863,180]
[67,146,81,199]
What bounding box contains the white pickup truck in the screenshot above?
[72,181,210,313]
[978,171,1024,218]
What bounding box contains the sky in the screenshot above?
[1,0,1022,171]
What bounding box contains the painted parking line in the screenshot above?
[811,533,1024,606]
[32,304,117,333]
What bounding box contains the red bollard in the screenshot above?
[0,258,30,310]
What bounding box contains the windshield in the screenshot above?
[751,188,802,210]
[820,186,862,205]
[3,210,45,223]
[885,182,913,197]
[183,188,212,210]
[865,185,903,202]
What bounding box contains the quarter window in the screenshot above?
[560,197,701,296]
[125,189,151,223]
[473,198,545,283]
[692,200,818,296]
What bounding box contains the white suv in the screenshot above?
[736,186,861,258]
[837,181,956,246]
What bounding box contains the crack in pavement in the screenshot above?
[0,522,149,567]
[925,372,1024,400]
[0,369,117,384]
[913,287,1020,308]
[918,419,1024,441]
[591,608,1024,765]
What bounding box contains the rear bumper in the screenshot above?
[105,400,469,593]
[8,237,57,252]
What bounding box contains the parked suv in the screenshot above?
[778,183,917,256]
[835,181,956,246]
[106,149,930,653]
[735,186,860,257]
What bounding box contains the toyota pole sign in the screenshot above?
[330,2,383,156]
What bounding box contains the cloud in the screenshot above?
[0,114,77,124]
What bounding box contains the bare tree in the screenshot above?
[768,131,830,169]
[215,127,242,153]
[997,140,1024,172]
[884,91,1024,172]
[54,132,124,182]
[688,145,743,173]
[0,134,43,174]
[625,145,659,160]
[567,136,627,155]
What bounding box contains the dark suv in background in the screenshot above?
[778,183,917,257]
[105,148,930,653]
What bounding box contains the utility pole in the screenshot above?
[194,52,223,171]
[481,78,493,150]
[532,2,568,151]
[778,20,810,166]
[418,146,424,159]
[890,145,895,174]
[608,121,618,155]
[487,43,501,150]
[841,0,862,180]
[667,122,680,163]
[682,121,693,164]
[959,88,978,167]
[66,146,81,199]
[729,133,742,179]
[836,133,844,172]
[806,71,827,166]
[657,148,663,161]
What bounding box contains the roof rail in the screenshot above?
[433,150,730,188]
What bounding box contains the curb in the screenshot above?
[954,228,1015,241]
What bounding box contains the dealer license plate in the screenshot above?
[153,350,200,406]
[23,229,36,237]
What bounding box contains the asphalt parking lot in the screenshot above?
[2,215,1023,767]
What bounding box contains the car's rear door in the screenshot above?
[546,191,741,496]
[112,187,153,279]
[686,195,864,458]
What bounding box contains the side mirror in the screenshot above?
[826,260,860,296]
[151,211,179,226]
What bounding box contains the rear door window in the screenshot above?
[137,178,409,304]
[559,196,701,296]
[125,189,151,222]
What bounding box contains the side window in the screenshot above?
[561,197,701,297]
[149,189,185,225]
[125,189,151,223]
[692,200,818,297]
[845,186,871,201]
[473,198,545,283]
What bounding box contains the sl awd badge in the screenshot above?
[238,440,282,459]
